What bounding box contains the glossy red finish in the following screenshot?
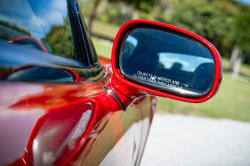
[111,19,223,103]
[8,37,48,53]
[0,56,155,166]
[23,100,99,166]
[111,73,149,100]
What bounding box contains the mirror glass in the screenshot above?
[120,28,215,96]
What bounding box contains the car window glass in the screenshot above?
[0,0,75,60]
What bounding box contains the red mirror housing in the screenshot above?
[110,19,223,103]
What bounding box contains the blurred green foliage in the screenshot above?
[42,18,75,60]
[109,0,155,12]
[225,4,250,64]
[79,0,250,65]
[171,0,240,58]
[97,2,132,26]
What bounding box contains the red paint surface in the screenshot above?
[0,56,154,166]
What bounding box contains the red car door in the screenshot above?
[0,58,152,166]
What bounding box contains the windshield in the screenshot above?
[0,0,75,60]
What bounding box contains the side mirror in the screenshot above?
[111,19,223,103]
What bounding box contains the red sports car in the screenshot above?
[0,0,222,165]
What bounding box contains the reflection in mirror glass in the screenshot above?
[120,28,215,96]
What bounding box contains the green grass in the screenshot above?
[221,57,250,77]
[92,37,113,58]
[157,73,250,122]
[86,19,120,40]
[91,24,250,122]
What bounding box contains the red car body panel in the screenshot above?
[0,56,155,166]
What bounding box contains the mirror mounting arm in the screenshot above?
[102,80,135,112]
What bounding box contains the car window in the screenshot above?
[0,0,75,60]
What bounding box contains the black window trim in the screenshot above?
[67,0,99,67]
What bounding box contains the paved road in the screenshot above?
[141,114,250,166]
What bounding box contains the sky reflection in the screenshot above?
[0,0,68,41]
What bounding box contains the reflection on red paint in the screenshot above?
[0,109,44,165]
[0,56,154,166]
[24,103,93,166]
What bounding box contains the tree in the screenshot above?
[95,1,133,26]
[226,5,250,55]
[225,4,250,74]
[88,0,102,34]
[231,5,250,52]
[109,0,156,19]
[85,0,157,34]
[171,0,241,57]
